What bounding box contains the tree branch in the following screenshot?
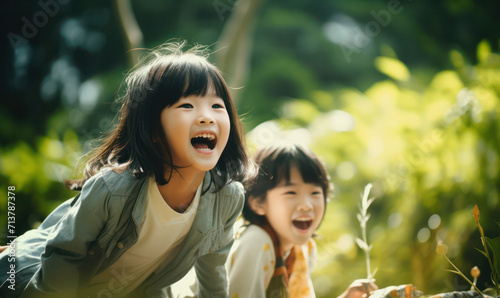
[114,0,144,66]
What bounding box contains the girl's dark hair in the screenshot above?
[242,143,332,225]
[66,41,255,191]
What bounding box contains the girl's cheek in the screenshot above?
[315,200,326,212]
[277,198,289,210]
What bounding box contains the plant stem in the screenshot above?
[475,207,500,295]
[362,221,372,279]
[443,254,484,297]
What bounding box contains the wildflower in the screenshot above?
[471,266,480,290]
[471,266,480,279]
[472,205,499,295]
[436,241,484,297]
[473,204,480,224]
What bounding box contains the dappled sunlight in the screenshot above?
[374,57,410,82]
[1,1,499,296]
[255,40,500,295]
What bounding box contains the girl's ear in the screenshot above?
[248,196,266,216]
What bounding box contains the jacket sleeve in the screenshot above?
[194,182,245,298]
[21,175,110,297]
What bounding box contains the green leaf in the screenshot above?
[485,236,500,283]
[445,269,461,275]
[356,238,369,251]
[475,247,488,258]
[374,57,410,82]
[361,184,373,210]
[366,197,376,209]
[477,39,491,64]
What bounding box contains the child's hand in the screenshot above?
[338,279,378,298]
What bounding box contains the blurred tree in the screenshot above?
[215,0,264,104]
[114,0,144,66]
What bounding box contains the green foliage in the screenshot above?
[437,205,500,296]
[246,41,500,297]
[485,237,500,292]
[0,128,79,234]
[473,204,500,295]
[2,1,500,297]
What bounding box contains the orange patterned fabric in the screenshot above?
[288,247,311,297]
[258,221,312,297]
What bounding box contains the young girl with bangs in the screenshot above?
[0,41,255,298]
[226,143,377,298]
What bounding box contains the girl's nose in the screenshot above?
[198,113,215,125]
[297,196,313,211]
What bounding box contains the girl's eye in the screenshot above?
[285,191,296,195]
[212,103,225,109]
[312,192,323,198]
[178,103,193,109]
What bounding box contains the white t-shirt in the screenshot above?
[79,176,202,297]
[226,224,317,298]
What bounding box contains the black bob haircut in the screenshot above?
[66,41,255,191]
[242,143,332,225]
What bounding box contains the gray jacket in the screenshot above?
[0,168,244,298]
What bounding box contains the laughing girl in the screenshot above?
[0,41,255,298]
[226,143,377,297]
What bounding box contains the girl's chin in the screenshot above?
[192,162,218,172]
[291,232,314,244]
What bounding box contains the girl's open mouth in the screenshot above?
[191,134,217,151]
[292,219,313,231]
